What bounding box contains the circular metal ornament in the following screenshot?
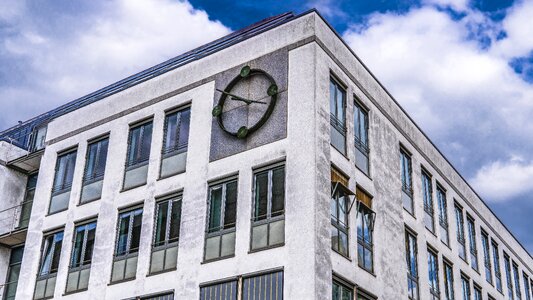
[214,66,279,138]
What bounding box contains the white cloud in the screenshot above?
[342,4,533,182]
[0,0,230,130]
[422,0,470,11]
[491,0,533,59]
[471,157,533,201]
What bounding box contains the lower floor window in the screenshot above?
[200,270,283,300]
[333,279,353,300]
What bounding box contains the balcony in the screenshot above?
[6,148,44,174]
[0,201,32,247]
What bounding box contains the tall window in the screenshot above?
[481,230,492,284]
[421,170,435,232]
[160,107,190,178]
[405,229,419,300]
[455,204,467,261]
[30,125,47,152]
[427,248,440,300]
[331,169,350,257]
[400,148,414,213]
[111,207,143,283]
[461,274,471,300]
[333,279,353,300]
[49,150,77,214]
[513,262,522,300]
[436,185,449,245]
[242,271,283,300]
[151,195,181,274]
[66,221,96,293]
[473,284,482,300]
[330,78,346,154]
[504,253,515,300]
[492,240,503,292]
[354,100,370,175]
[3,246,24,300]
[357,188,374,272]
[251,164,285,251]
[34,230,64,300]
[18,173,38,228]
[204,179,237,261]
[81,137,109,203]
[200,280,237,300]
[443,259,455,300]
[524,273,531,300]
[466,216,478,271]
[123,121,153,190]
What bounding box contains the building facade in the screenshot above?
[0,10,531,300]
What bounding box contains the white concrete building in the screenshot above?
[0,10,531,300]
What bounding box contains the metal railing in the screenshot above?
[0,201,32,237]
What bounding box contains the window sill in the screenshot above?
[157,169,186,181]
[358,266,376,277]
[331,143,349,161]
[46,207,68,217]
[331,248,351,261]
[147,267,177,277]
[201,254,235,265]
[354,164,372,181]
[403,207,416,219]
[63,288,88,296]
[108,277,136,286]
[77,198,100,207]
[425,227,437,238]
[249,242,285,254]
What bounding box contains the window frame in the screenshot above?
[49,149,78,215]
[481,229,493,285]
[504,252,515,299]
[512,261,522,300]
[421,169,435,233]
[329,76,347,155]
[466,215,479,272]
[400,146,414,214]
[455,203,467,262]
[331,181,351,258]
[443,258,455,300]
[461,273,471,300]
[3,245,24,300]
[34,229,64,300]
[356,192,374,273]
[204,177,238,262]
[250,163,286,252]
[427,246,440,300]
[436,183,449,246]
[523,272,531,300]
[80,135,109,204]
[159,105,191,178]
[122,119,153,191]
[405,227,420,300]
[150,194,182,274]
[353,98,370,175]
[65,219,97,294]
[492,239,503,293]
[110,206,143,283]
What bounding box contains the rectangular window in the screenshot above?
[455,204,467,261]
[200,280,238,300]
[3,246,24,300]
[422,170,435,232]
[150,195,181,274]
[111,207,143,283]
[473,284,482,300]
[251,164,285,251]
[331,169,350,258]
[524,273,531,300]
[406,229,419,300]
[332,279,353,300]
[49,150,77,214]
[504,253,515,300]
[34,230,64,300]
[357,290,377,300]
[357,188,374,272]
[330,78,346,154]
[81,137,109,203]
[461,274,471,300]
[481,230,492,284]
[160,107,190,178]
[204,179,237,261]
[436,185,449,245]
[18,173,38,228]
[513,262,522,300]
[427,248,440,300]
[443,259,455,300]
[466,216,479,271]
[492,240,503,292]
[354,100,370,175]
[30,125,47,152]
[400,148,414,214]
[242,271,283,300]
[123,121,153,190]
[66,221,96,293]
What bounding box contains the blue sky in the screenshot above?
[0,0,532,254]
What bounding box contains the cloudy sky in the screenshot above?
[0,0,532,253]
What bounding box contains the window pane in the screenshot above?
[154,201,169,246]
[242,271,283,300]
[330,81,337,117]
[84,223,96,265]
[71,226,85,267]
[209,187,223,232]
[130,211,143,253]
[164,113,178,151]
[224,181,237,228]
[85,143,98,180]
[254,172,269,220]
[128,127,141,165]
[116,214,130,255]
[271,167,285,216]
[178,108,190,149]
[337,87,345,126]
[169,199,181,242]
[95,139,109,178]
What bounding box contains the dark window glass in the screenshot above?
[333,280,353,300]
[331,184,349,257]
[428,249,440,300]
[400,149,413,213]
[513,262,522,300]
[254,172,269,221]
[467,217,479,271]
[126,122,153,167]
[406,230,419,300]
[84,138,109,182]
[116,208,143,256]
[3,246,24,300]
[70,222,97,268]
[524,273,531,300]
[422,171,434,232]
[492,241,503,292]
[443,260,455,300]
[330,78,346,153]
[481,231,493,284]
[162,107,190,154]
[436,186,449,245]
[473,285,482,300]
[154,197,182,246]
[455,205,467,261]
[504,254,514,300]
[461,275,471,300]
[38,231,64,276]
[200,280,237,300]
[354,101,369,175]
[52,150,77,193]
[19,173,38,228]
[242,271,283,300]
[357,202,374,272]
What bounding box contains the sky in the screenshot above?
[0,0,532,253]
